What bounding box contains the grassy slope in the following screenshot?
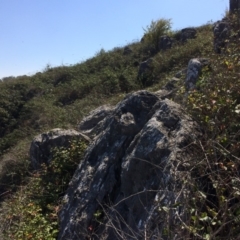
[0,16,240,239]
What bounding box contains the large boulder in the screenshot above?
[58,90,201,239]
[30,128,90,170]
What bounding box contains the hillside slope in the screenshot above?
[0,15,240,239]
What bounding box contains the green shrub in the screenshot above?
[181,27,240,239]
[1,139,87,239]
[142,18,172,52]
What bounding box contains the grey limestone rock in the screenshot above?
[185,58,210,90]
[30,128,90,170]
[57,90,201,240]
[79,105,115,138]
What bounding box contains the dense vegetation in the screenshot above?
[0,14,240,239]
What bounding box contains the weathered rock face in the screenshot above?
[79,105,115,138]
[185,58,210,90]
[58,90,200,239]
[158,35,173,51]
[213,20,230,53]
[30,128,90,170]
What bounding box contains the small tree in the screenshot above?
[142,18,172,51]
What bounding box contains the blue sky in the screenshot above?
[0,0,228,79]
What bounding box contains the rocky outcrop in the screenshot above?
[185,58,210,90]
[30,128,90,170]
[79,105,115,138]
[158,35,173,51]
[213,20,230,53]
[175,28,197,43]
[57,90,201,240]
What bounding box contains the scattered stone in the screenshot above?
[185,58,210,90]
[180,28,197,42]
[158,35,173,51]
[30,128,90,170]
[213,20,230,53]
